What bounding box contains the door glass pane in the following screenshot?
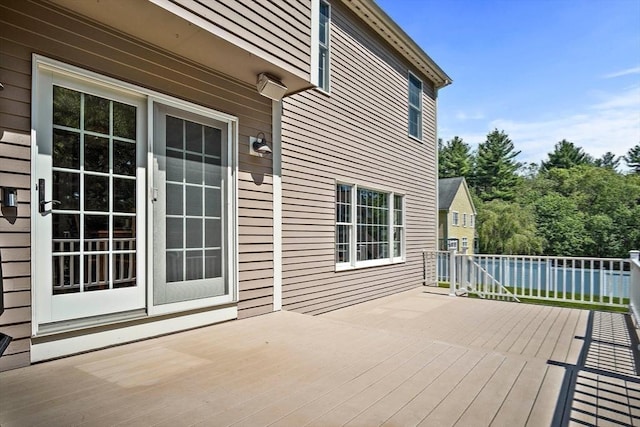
[53,129,80,169]
[53,86,80,128]
[85,175,109,211]
[51,87,138,295]
[53,171,80,210]
[85,136,109,173]
[113,140,136,176]
[84,94,110,134]
[162,114,225,291]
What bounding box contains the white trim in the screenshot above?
[408,71,423,140]
[272,100,283,311]
[310,0,320,87]
[452,211,459,227]
[31,306,237,363]
[334,182,405,271]
[30,55,239,340]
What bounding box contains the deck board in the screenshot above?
[1,287,638,426]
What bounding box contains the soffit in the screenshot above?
[47,0,313,96]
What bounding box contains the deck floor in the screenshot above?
[1,287,638,426]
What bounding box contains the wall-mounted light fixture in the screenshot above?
[1,187,17,208]
[256,73,287,101]
[250,132,272,157]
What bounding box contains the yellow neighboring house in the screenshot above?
[438,177,477,254]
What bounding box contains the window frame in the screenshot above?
[335,182,405,271]
[452,211,459,226]
[316,0,331,93]
[407,71,423,140]
[463,213,467,227]
[462,237,468,249]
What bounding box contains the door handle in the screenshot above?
[38,178,61,213]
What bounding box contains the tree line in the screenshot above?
[439,130,640,257]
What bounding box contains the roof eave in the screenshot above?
[341,0,452,89]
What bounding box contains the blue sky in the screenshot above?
[376,0,640,166]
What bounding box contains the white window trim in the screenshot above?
[452,211,459,226]
[314,0,331,93]
[408,71,423,141]
[463,213,467,227]
[462,237,468,248]
[31,55,239,332]
[335,182,405,271]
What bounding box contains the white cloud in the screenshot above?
[603,66,640,79]
[490,86,640,164]
[455,111,485,121]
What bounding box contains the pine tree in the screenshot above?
[438,136,473,179]
[472,129,522,201]
[624,144,640,174]
[594,151,620,170]
[541,139,593,171]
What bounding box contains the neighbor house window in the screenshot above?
[463,213,467,227]
[336,184,404,268]
[408,72,422,139]
[462,237,468,249]
[318,0,330,91]
[470,215,474,228]
[452,211,459,226]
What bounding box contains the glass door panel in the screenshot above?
[153,104,228,306]
[34,75,145,325]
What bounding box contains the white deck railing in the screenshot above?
[52,238,136,291]
[430,250,634,308]
[630,251,640,324]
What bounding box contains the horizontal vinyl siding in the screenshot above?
[280,3,438,314]
[0,0,275,369]
[171,0,311,79]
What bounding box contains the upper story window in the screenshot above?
[452,211,459,226]
[408,72,422,139]
[463,213,467,227]
[470,215,475,228]
[336,183,405,269]
[318,1,331,91]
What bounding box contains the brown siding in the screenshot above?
[171,0,311,80]
[280,3,439,314]
[0,0,276,369]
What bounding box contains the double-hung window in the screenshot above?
[452,211,459,226]
[408,72,422,139]
[335,183,404,269]
[463,213,467,227]
[318,0,330,91]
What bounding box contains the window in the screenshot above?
[463,213,467,227]
[462,237,468,249]
[408,72,422,139]
[335,184,404,268]
[452,211,459,226]
[318,0,330,91]
[470,215,475,228]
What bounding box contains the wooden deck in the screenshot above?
[1,287,638,426]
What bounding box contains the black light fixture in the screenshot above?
[250,132,272,156]
[1,187,17,208]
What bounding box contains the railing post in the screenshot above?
[449,249,457,296]
[629,251,640,329]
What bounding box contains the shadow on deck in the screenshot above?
[550,311,640,426]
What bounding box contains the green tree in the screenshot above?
[624,144,640,174]
[594,151,620,170]
[541,139,593,171]
[476,199,543,254]
[534,193,589,256]
[438,136,473,179]
[472,129,522,201]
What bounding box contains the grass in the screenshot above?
[436,282,629,313]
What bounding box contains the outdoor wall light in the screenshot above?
[250,132,272,157]
[256,73,287,101]
[1,187,17,208]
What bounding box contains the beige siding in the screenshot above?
[447,186,476,254]
[0,0,276,369]
[280,3,439,314]
[172,0,311,79]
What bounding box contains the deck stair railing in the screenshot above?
[431,250,634,309]
[456,253,519,302]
